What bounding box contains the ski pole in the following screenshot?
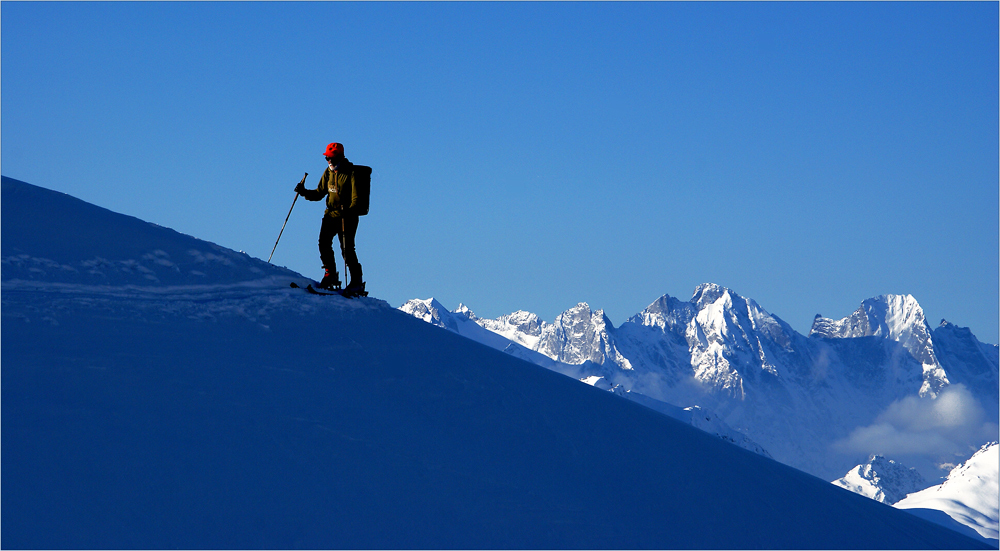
[268,172,307,264]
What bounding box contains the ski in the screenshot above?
[290,281,368,298]
[290,281,340,295]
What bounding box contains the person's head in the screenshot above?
[323,142,345,165]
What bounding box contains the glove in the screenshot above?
[294,181,306,195]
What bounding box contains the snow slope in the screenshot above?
[1,177,990,549]
[1,175,301,286]
[896,443,1000,545]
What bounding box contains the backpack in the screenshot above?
[350,165,372,216]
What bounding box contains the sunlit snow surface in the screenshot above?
[896,443,1000,545]
[1,177,990,549]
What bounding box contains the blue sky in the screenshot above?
[3,2,997,340]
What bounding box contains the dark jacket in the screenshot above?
[299,158,360,219]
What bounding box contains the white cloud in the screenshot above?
[835,384,999,458]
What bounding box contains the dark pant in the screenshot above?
[318,215,362,285]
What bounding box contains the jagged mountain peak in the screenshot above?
[550,302,616,334]
[453,302,477,320]
[690,284,760,323]
[832,454,930,505]
[644,292,685,314]
[811,293,928,340]
[810,293,948,397]
[476,309,547,350]
[858,294,933,349]
[556,301,597,318]
[635,285,791,336]
[490,310,544,336]
[691,282,743,304]
[534,301,626,368]
[628,293,691,333]
[399,297,444,314]
[398,297,454,326]
[691,282,734,304]
[687,284,791,331]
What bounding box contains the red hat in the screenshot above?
[323,142,345,157]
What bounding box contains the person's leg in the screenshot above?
[339,216,363,290]
[318,216,342,288]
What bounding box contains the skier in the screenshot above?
[295,142,366,297]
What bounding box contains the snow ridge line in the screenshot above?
[1,277,293,300]
[1,277,393,313]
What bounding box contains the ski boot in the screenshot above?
[343,280,367,298]
[318,268,342,291]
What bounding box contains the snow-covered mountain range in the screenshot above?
[2,176,993,549]
[400,264,998,544]
[401,290,997,481]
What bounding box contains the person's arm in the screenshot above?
[296,171,327,201]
